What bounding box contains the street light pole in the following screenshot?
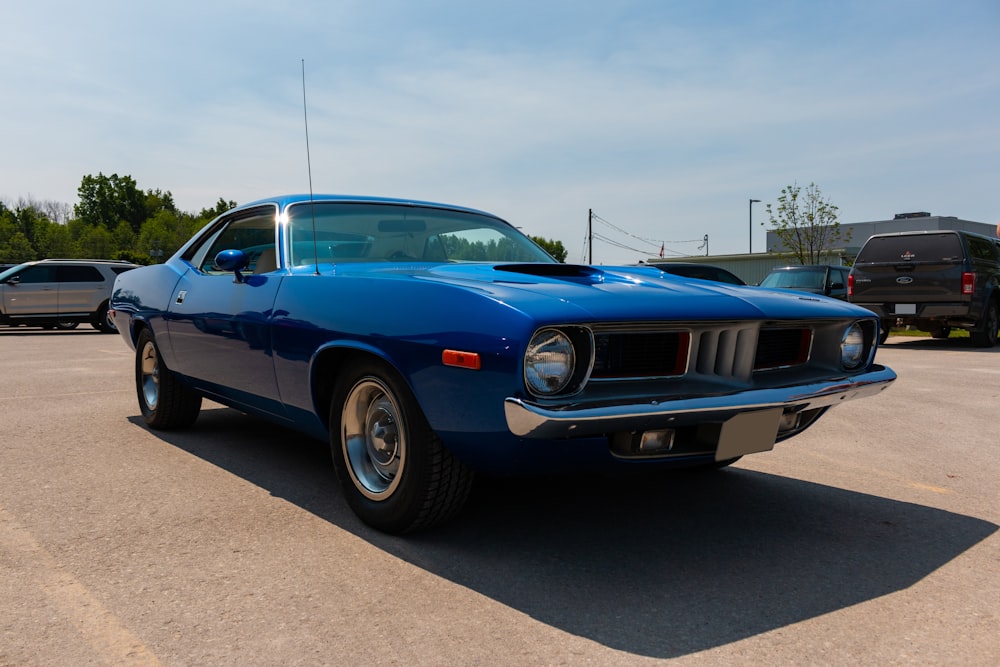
[749,199,761,254]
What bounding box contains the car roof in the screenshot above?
[236,194,502,220]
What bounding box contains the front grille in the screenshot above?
[693,327,757,378]
[754,328,813,370]
[584,323,816,384]
[592,331,689,378]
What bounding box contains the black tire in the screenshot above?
[971,301,999,348]
[878,321,891,344]
[135,329,202,429]
[55,322,80,330]
[929,326,951,339]
[94,302,117,333]
[329,358,473,534]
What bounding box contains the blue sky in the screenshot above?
[2,0,998,263]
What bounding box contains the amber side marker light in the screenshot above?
[442,349,481,370]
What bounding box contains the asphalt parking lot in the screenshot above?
[1,329,998,666]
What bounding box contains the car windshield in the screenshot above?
[760,269,825,290]
[286,202,554,266]
[0,264,26,280]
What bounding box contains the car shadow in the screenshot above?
[131,408,998,659]
[883,335,1000,351]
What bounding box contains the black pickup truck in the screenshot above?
[848,230,1000,347]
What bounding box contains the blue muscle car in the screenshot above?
[111,194,896,533]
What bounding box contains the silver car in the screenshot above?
[0,259,139,332]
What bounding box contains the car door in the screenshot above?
[1,265,59,317]
[165,205,286,415]
[56,264,107,315]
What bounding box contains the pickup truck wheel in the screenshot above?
[929,326,951,339]
[330,359,473,534]
[878,322,890,344]
[135,329,202,429]
[971,302,999,348]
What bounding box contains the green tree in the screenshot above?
[4,184,241,263]
[144,188,177,219]
[199,198,237,221]
[0,198,71,260]
[763,182,848,265]
[137,209,199,262]
[75,173,147,233]
[529,236,568,262]
[111,220,138,260]
[34,220,75,258]
[0,230,37,262]
[76,224,115,259]
[0,204,27,260]
[8,199,47,250]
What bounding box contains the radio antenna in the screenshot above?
[301,58,320,275]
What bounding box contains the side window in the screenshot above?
[12,266,56,283]
[57,266,105,282]
[186,206,278,275]
[966,236,997,263]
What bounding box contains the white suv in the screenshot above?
[0,259,139,332]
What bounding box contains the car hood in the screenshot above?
[333,262,870,323]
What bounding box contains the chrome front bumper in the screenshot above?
[504,365,896,439]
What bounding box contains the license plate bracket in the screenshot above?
[715,408,782,461]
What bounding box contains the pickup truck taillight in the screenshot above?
[962,272,976,295]
[847,273,854,297]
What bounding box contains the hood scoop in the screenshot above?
[494,263,605,285]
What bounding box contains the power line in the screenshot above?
[590,213,662,252]
[585,210,706,263]
[591,232,648,254]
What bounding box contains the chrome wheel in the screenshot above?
[330,358,474,533]
[341,377,406,500]
[139,339,160,411]
[134,329,201,429]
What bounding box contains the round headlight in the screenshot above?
[525,329,576,395]
[840,323,866,369]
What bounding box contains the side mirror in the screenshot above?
[215,249,248,283]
